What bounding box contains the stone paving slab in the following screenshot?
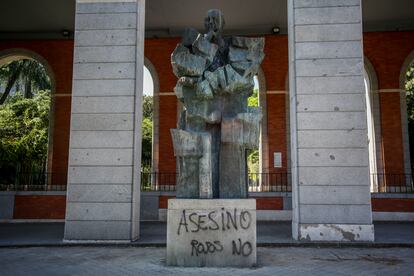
[0,246,413,275]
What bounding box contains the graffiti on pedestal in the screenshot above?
[176,208,253,257]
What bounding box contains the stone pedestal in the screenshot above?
[166,199,256,267]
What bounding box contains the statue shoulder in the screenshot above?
[182,27,200,47]
[227,36,265,77]
[231,36,265,51]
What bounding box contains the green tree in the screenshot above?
[406,64,414,125]
[0,90,51,177]
[405,64,414,170]
[141,95,153,171]
[142,95,153,120]
[0,59,51,105]
[247,89,260,173]
[248,89,259,107]
[141,117,152,171]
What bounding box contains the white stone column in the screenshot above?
[64,0,145,241]
[288,0,374,241]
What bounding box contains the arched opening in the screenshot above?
[400,51,414,187]
[140,59,161,191]
[141,66,154,172]
[246,75,260,175]
[247,69,268,191]
[0,49,54,190]
[364,60,382,192]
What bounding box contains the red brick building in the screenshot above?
[0,0,413,242]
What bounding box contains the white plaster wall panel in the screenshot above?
[299,186,371,205]
[67,184,132,203]
[296,58,363,77]
[68,166,133,184]
[75,30,136,46]
[73,79,135,96]
[298,148,368,167]
[297,94,365,112]
[75,13,136,30]
[298,130,367,148]
[73,63,135,80]
[74,46,136,63]
[66,202,131,221]
[256,210,292,221]
[296,41,362,59]
[294,0,360,8]
[373,212,414,221]
[70,148,133,166]
[64,221,131,240]
[295,24,362,42]
[297,112,367,130]
[71,114,133,131]
[299,205,372,224]
[76,2,136,13]
[295,6,361,25]
[72,96,135,113]
[298,167,369,186]
[297,76,364,94]
[0,193,14,219]
[70,131,134,148]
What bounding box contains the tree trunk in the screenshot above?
[0,68,21,105]
[24,78,32,99]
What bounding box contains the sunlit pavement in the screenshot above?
[1,246,414,275]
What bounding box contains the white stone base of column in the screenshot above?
[295,223,375,242]
[166,199,256,267]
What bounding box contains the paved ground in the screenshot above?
[1,221,413,246]
[0,246,413,275]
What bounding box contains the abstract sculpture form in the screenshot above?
[171,9,265,199]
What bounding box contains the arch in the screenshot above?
[0,48,55,87]
[0,48,56,176]
[364,57,382,191]
[144,57,160,174]
[256,66,269,174]
[399,50,414,177]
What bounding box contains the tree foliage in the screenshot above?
[0,90,51,174]
[406,64,414,126]
[142,95,153,120]
[247,89,260,173]
[0,59,51,179]
[0,59,51,104]
[248,89,259,107]
[141,96,153,171]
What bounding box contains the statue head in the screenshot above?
[204,9,225,34]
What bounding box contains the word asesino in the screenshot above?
[177,208,252,235]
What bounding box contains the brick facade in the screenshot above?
[2,33,412,179]
[1,31,414,218]
[145,39,179,173]
[13,195,66,219]
[0,40,73,185]
[364,32,414,174]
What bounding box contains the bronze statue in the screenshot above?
[171,9,264,198]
